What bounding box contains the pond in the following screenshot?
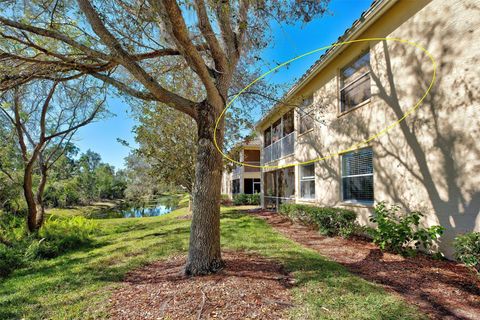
[87,195,181,219]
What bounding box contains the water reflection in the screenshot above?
[88,196,180,219]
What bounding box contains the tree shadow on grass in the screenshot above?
[220,211,425,318]
[0,221,191,320]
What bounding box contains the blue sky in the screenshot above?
[75,0,373,169]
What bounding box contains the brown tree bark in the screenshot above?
[23,159,46,232]
[35,163,48,229]
[185,100,225,275]
[23,162,39,232]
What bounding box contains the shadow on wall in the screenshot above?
[297,0,480,257]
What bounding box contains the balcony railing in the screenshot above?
[262,131,295,164]
[232,161,261,177]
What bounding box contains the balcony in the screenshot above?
[232,161,261,178]
[262,131,295,164]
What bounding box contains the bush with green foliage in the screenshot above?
[369,202,444,256]
[454,232,480,272]
[0,243,24,277]
[44,179,82,208]
[279,203,357,238]
[0,212,99,277]
[220,194,233,206]
[233,193,260,206]
[36,216,98,258]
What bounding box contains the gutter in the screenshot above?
[254,0,399,131]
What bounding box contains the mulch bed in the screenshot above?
[251,209,480,320]
[108,252,294,320]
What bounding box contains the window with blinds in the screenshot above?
[300,163,315,199]
[341,148,373,202]
[340,51,371,113]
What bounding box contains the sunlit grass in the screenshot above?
[0,205,424,320]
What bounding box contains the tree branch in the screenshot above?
[89,72,157,101]
[39,81,59,142]
[76,0,198,119]
[44,93,106,141]
[152,0,223,107]
[194,0,229,74]
[215,1,236,62]
[0,16,112,61]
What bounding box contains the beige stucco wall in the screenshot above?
[258,0,480,258]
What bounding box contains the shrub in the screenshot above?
[233,193,260,206]
[279,203,357,237]
[0,243,24,277]
[369,202,444,256]
[36,216,99,257]
[44,179,82,208]
[454,232,480,272]
[220,194,233,206]
[0,213,26,244]
[0,213,99,277]
[0,213,28,277]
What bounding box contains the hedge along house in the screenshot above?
[255,0,480,258]
[221,137,261,199]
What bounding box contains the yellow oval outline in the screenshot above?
[214,37,437,169]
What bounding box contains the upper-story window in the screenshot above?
[299,95,314,134]
[340,51,371,113]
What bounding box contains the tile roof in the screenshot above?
[256,0,392,129]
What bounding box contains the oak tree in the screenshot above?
[0,0,328,275]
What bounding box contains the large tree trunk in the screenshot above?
[185,100,225,276]
[23,163,39,233]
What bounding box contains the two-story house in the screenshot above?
[255,0,480,258]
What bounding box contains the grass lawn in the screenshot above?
[0,205,425,320]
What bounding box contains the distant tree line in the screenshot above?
[0,145,127,215]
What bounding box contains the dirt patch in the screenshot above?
[108,252,294,320]
[251,209,480,320]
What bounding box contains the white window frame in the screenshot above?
[340,148,374,204]
[339,51,371,113]
[299,163,315,200]
[253,178,261,194]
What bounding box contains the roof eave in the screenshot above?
[254,0,399,131]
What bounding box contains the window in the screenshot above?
[244,178,261,194]
[300,163,315,199]
[340,51,371,113]
[253,178,261,193]
[232,179,240,194]
[299,95,314,134]
[341,148,373,203]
